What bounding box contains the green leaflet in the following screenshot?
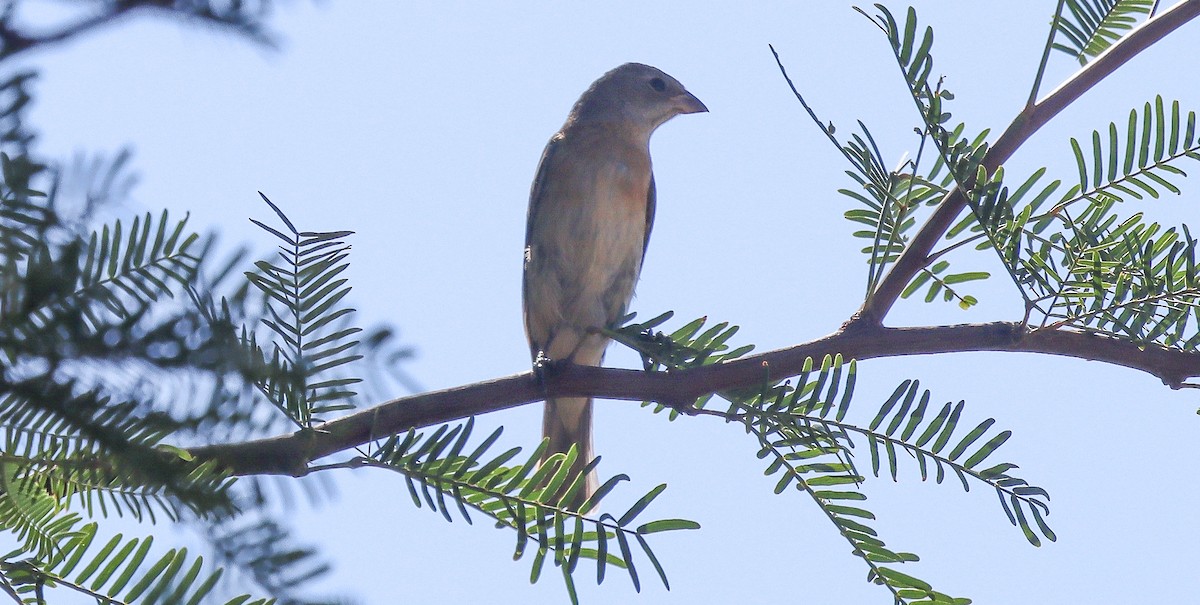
[369,420,695,596]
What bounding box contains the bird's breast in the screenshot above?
[566,152,649,260]
[524,131,655,351]
[528,136,651,295]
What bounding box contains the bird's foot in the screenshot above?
[533,351,555,388]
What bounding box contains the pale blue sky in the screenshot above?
[18,2,1200,603]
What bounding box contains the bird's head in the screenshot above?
[569,63,707,134]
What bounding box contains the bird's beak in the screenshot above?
[674,90,708,114]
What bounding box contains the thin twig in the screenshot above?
[1029,0,1070,109]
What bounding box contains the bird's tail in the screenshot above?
[542,395,596,511]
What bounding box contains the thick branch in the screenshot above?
[859,0,1200,323]
[190,322,1200,476]
[190,3,1200,479]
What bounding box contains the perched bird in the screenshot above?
[523,63,707,509]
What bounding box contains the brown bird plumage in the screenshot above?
[523,63,707,509]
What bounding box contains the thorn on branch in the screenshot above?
[842,312,884,333]
[1162,374,1195,390]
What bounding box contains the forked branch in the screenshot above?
[858,0,1200,323]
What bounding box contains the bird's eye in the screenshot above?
[649,77,666,92]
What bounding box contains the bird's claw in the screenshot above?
[533,351,554,388]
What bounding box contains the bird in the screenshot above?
[522,63,707,509]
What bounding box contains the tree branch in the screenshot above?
[190,320,1200,476]
[0,1,274,61]
[189,2,1200,481]
[858,0,1200,323]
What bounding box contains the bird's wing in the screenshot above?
[525,135,562,250]
[523,134,563,328]
[644,172,656,258]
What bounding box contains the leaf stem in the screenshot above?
[1029,0,1070,109]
